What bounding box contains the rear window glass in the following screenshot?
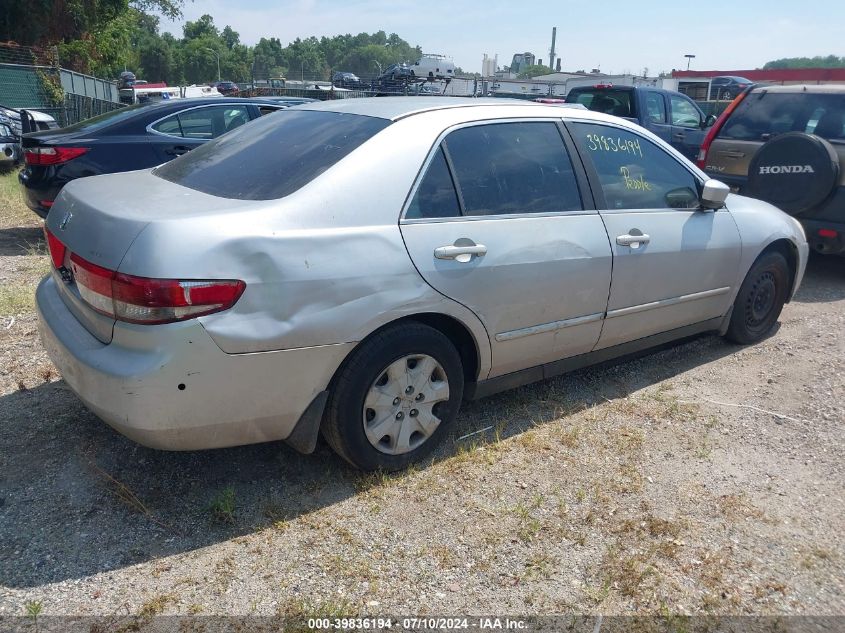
[719,92,845,141]
[569,90,633,118]
[54,104,139,133]
[154,110,390,200]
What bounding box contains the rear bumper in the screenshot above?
[801,219,845,255]
[18,170,57,218]
[36,275,354,450]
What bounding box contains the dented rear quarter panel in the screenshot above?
[116,115,494,377]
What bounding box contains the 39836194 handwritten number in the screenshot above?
[584,134,643,158]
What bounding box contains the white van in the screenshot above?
[412,54,455,80]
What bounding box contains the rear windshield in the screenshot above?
[55,104,139,133]
[154,110,391,200]
[719,92,845,142]
[568,89,633,117]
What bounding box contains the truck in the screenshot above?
[565,83,716,161]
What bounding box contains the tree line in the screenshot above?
[0,0,427,84]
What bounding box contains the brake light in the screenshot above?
[818,228,838,238]
[696,89,750,169]
[68,253,245,324]
[594,83,613,88]
[25,146,88,166]
[44,226,67,270]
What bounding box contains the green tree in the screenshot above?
[518,64,553,79]
[763,55,845,69]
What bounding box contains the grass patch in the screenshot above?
[0,170,36,229]
[209,486,237,524]
[0,284,35,316]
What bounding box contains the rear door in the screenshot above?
[642,90,673,144]
[668,93,706,161]
[400,120,613,378]
[566,120,742,349]
[148,103,252,161]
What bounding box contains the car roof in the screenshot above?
[295,96,586,121]
[750,83,845,94]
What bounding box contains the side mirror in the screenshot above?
[700,179,730,210]
[701,114,717,129]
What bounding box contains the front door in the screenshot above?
[566,120,742,349]
[400,120,613,378]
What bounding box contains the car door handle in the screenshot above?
[616,233,650,248]
[672,132,685,140]
[165,146,191,156]
[434,242,487,263]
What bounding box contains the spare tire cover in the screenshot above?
[746,132,839,215]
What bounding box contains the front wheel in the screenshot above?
[322,323,464,471]
[724,251,790,345]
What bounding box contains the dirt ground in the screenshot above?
[0,171,843,623]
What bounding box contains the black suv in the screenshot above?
[700,84,845,255]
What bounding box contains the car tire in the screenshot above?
[724,251,790,345]
[322,322,464,471]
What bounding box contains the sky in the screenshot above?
[159,0,845,75]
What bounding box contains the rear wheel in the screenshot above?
[322,323,464,471]
[725,251,790,344]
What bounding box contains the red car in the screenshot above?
[212,81,240,96]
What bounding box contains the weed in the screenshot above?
[209,486,237,524]
[24,599,43,622]
[138,593,175,617]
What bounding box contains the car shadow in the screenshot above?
[0,225,43,256]
[0,332,739,589]
[0,252,840,589]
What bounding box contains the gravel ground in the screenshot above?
[0,172,843,622]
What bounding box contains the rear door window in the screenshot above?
[569,90,633,117]
[719,92,845,142]
[154,110,390,200]
[441,121,583,216]
[645,92,667,124]
[406,147,461,219]
[570,122,700,210]
[669,95,702,128]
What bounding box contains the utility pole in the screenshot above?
[204,48,221,81]
[684,54,696,71]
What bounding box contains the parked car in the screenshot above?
[566,84,716,161]
[19,97,284,218]
[0,120,17,169]
[251,96,320,107]
[37,98,807,471]
[379,63,413,81]
[411,54,455,80]
[700,83,845,255]
[709,76,752,101]
[1,104,60,136]
[333,71,362,89]
[211,80,240,96]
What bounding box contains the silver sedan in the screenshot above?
[36,98,808,470]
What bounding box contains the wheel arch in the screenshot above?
[759,238,799,302]
[326,312,485,395]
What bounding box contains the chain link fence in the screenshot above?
[0,44,123,127]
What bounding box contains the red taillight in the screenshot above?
[696,89,750,170]
[67,253,245,325]
[43,226,67,270]
[40,200,54,208]
[25,146,88,166]
[818,228,838,238]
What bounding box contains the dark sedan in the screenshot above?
[19,97,283,218]
[708,76,753,100]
